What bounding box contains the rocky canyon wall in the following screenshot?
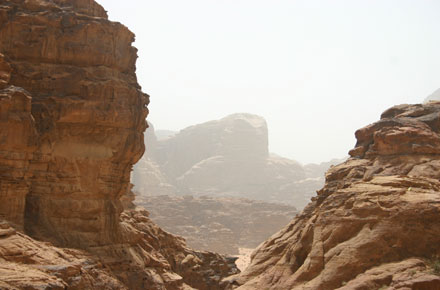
[0,0,149,248]
[0,1,238,289]
[232,103,440,290]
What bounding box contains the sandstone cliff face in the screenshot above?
[0,1,238,289]
[0,0,148,247]
[233,103,440,290]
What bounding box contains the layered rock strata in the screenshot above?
[0,0,148,247]
[0,0,238,289]
[233,102,440,289]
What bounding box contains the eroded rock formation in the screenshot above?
[0,0,238,289]
[0,0,148,247]
[232,103,440,289]
[0,220,125,289]
[133,115,342,209]
[0,209,239,290]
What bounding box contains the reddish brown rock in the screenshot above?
[0,56,37,229]
[233,103,440,290]
[0,53,11,89]
[0,0,238,289]
[0,0,148,248]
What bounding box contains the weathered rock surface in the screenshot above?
[0,0,238,289]
[136,195,298,255]
[134,115,342,209]
[0,0,148,248]
[0,209,240,290]
[233,102,440,290]
[97,209,239,290]
[0,219,126,290]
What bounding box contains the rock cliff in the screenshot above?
[133,115,340,209]
[0,0,148,247]
[0,0,238,289]
[232,102,440,290]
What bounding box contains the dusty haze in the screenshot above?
[97,0,440,163]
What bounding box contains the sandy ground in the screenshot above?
[235,248,254,271]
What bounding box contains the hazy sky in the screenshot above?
[97,0,440,164]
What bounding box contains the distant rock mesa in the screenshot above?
[133,114,341,209]
[232,102,440,290]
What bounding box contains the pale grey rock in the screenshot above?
[133,114,344,209]
[423,88,440,103]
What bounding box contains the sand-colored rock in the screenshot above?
[0,210,240,290]
[0,219,125,289]
[233,102,440,290]
[92,209,239,290]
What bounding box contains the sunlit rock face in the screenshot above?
[232,102,440,290]
[0,0,148,248]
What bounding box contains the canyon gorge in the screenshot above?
[131,115,342,257]
[232,102,440,289]
[0,0,439,290]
